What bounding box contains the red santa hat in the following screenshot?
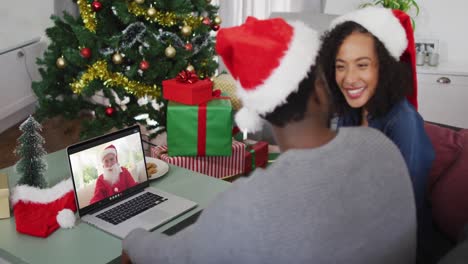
[215,16,320,133]
[101,144,118,162]
[11,178,77,238]
[329,7,418,109]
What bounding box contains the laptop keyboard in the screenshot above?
[96,192,167,225]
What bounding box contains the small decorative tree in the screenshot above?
[12,116,76,237]
[15,116,48,188]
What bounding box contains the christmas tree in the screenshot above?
[15,116,48,188]
[32,0,220,139]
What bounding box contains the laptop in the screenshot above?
[67,125,197,239]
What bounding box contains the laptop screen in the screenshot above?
[67,126,149,216]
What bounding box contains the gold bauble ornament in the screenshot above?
[56,57,66,69]
[147,7,157,17]
[134,0,145,4]
[112,52,123,64]
[186,64,195,72]
[181,25,192,37]
[164,45,176,58]
[214,16,222,25]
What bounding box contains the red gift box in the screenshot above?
[151,141,245,179]
[243,140,269,174]
[162,74,213,105]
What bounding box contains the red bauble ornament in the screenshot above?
[202,17,211,26]
[105,106,115,116]
[212,24,220,31]
[139,60,150,70]
[80,47,92,59]
[184,43,193,51]
[92,1,103,12]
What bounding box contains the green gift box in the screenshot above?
[167,98,233,156]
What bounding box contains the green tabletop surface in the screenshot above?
[0,149,231,264]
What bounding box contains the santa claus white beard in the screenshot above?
[102,163,122,185]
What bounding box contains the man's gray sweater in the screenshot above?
[123,127,416,263]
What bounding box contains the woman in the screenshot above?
[317,6,435,257]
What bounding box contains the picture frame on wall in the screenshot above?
[415,39,439,54]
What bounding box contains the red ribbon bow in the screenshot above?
[176,70,199,84]
[212,89,222,97]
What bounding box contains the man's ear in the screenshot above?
[311,89,321,105]
[311,78,327,107]
[307,76,333,121]
[306,88,322,115]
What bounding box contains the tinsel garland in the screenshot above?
[77,0,97,33]
[153,31,210,55]
[121,22,147,49]
[70,60,160,98]
[78,1,202,33]
[99,22,210,57]
[127,2,201,28]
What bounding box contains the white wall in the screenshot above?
[323,0,361,15]
[218,0,322,28]
[323,0,468,64]
[0,1,55,133]
[0,1,81,133]
[413,0,468,64]
[0,1,53,53]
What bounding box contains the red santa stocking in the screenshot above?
[11,178,77,238]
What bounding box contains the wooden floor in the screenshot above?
[0,117,82,169]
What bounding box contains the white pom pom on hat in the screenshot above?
[57,208,76,229]
[234,107,264,133]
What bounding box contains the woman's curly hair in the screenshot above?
[317,21,412,118]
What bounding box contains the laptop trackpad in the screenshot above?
[141,209,171,224]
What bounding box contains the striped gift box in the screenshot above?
[151,141,246,179]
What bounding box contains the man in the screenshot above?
[90,144,137,204]
[122,17,416,263]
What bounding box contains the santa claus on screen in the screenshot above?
[90,145,137,204]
